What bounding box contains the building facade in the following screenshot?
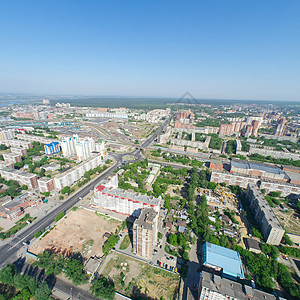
[44,141,60,155]
[0,167,38,189]
[93,174,160,217]
[54,154,103,190]
[37,177,55,193]
[132,208,158,258]
[246,184,284,245]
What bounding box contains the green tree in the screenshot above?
[0,264,16,284]
[168,234,178,246]
[35,282,51,300]
[21,184,28,190]
[90,276,115,300]
[64,258,88,285]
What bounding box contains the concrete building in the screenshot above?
[209,159,223,171]
[76,137,95,161]
[0,129,15,140]
[37,177,55,193]
[3,153,22,164]
[249,146,300,161]
[0,139,33,149]
[93,174,160,217]
[0,167,38,189]
[201,242,244,281]
[60,135,79,157]
[42,162,60,172]
[274,117,287,136]
[244,238,261,254]
[210,169,300,197]
[53,154,103,190]
[198,270,276,300]
[11,147,27,156]
[44,141,60,155]
[219,124,233,136]
[230,160,288,182]
[246,184,284,245]
[132,207,158,258]
[86,112,128,119]
[0,192,42,220]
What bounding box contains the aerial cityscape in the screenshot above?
[0,1,300,300]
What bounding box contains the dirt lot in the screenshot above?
[100,252,180,300]
[29,208,121,258]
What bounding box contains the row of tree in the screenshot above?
[0,264,51,300]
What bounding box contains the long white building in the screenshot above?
[0,129,15,140]
[54,154,103,190]
[93,175,160,217]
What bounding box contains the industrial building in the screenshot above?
[44,141,60,155]
[198,270,276,300]
[93,174,160,217]
[246,184,284,245]
[132,207,158,258]
[201,242,244,281]
[53,154,103,190]
[230,160,288,182]
[0,167,38,189]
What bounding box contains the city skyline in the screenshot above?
[0,1,300,100]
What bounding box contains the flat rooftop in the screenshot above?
[231,160,286,176]
[0,167,37,178]
[202,242,244,280]
[200,270,276,300]
[248,184,283,229]
[96,185,160,206]
[134,207,157,230]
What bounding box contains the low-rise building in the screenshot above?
[0,139,33,149]
[42,162,60,172]
[3,153,22,164]
[132,207,158,258]
[201,242,244,281]
[0,167,38,189]
[244,238,261,254]
[198,270,276,300]
[246,184,284,245]
[38,177,55,193]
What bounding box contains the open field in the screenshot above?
[29,208,121,258]
[274,208,300,235]
[100,252,180,300]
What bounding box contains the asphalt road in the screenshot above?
[0,157,122,269]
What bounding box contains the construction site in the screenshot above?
[28,208,121,258]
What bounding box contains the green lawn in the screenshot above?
[119,235,131,250]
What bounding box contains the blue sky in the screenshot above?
[0,0,299,100]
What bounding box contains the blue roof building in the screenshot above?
[44,142,60,155]
[202,242,244,281]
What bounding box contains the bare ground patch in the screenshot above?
[29,208,121,258]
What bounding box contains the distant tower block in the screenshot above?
[191,132,195,141]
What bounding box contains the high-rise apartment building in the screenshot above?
[60,135,79,157]
[44,142,60,155]
[274,117,287,136]
[76,137,95,162]
[246,184,284,245]
[132,208,158,258]
[219,124,233,136]
[0,129,15,140]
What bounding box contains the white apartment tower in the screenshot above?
[76,137,95,162]
[60,135,79,157]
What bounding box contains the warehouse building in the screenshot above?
[201,242,244,281]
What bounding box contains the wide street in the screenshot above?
[0,113,172,270]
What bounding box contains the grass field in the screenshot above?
[101,252,180,300]
[119,235,131,250]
